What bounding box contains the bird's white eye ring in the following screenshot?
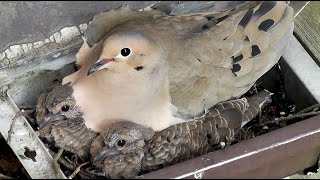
[115,48,131,59]
[121,48,131,57]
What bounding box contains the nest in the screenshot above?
[4,62,318,179]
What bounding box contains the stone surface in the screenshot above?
[0,1,157,52]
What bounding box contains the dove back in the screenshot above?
[169,1,294,118]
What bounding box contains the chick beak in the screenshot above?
[37,113,64,130]
[92,146,119,163]
[87,58,115,75]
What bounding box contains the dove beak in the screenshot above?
[92,146,119,163]
[87,58,115,75]
[37,113,64,130]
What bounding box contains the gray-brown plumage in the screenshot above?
[92,90,272,178]
[35,83,98,160]
[62,1,294,134]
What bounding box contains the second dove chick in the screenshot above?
[36,83,99,160]
[92,90,272,178]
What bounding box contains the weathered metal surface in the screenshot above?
[0,93,67,179]
[141,114,320,179]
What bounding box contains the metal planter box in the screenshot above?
[0,1,319,179]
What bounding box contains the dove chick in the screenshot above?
[62,1,294,134]
[36,83,98,160]
[92,90,272,178]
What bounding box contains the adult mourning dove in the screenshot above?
[35,83,98,160]
[92,90,272,179]
[62,1,294,133]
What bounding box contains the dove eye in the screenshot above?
[120,48,131,57]
[61,105,70,112]
[117,140,126,147]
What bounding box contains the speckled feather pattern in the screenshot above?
[95,90,272,178]
[63,1,294,134]
[141,90,272,172]
[51,118,98,159]
[36,83,99,160]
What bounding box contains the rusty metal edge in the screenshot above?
[140,114,320,179]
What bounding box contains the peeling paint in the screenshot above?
[0,25,82,70]
[49,35,55,43]
[60,26,80,44]
[0,52,4,60]
[0,59,10,67]
[9,45,24,58]
[33,41,45,49]
[4,49,15,59]
[44,39,50,44]
[53,32,62,43]
[79,23,88,33]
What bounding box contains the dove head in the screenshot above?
[93,121,155,164]
[87,32,166,79]
[37,83,83,130]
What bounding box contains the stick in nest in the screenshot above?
[297,104,320,114]
[0,173,15,179]
[68,162,89,179]
[53,148,65,179]
[48,149,101,179]
[261,111,320,126]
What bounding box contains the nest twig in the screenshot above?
[297,104,320,114]
[0,173,15,179]
[48,149,99,179]
[261,111,320,126]
[69,162,90,179]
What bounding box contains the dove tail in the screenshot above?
[241,89,273,127]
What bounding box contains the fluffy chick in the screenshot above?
[36,83,98,160]
[92,90,272,178]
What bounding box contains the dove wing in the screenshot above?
[169,1,294,117]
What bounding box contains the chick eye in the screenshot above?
[120,48,131,57]
[117,140,126,147]
[61,105,70,112]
